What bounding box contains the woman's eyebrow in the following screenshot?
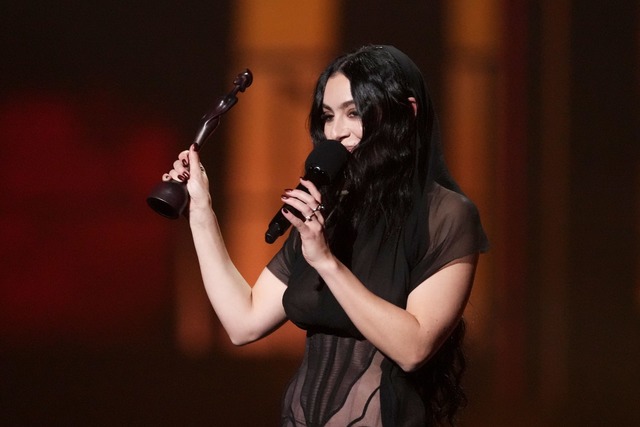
[322,100,356,111]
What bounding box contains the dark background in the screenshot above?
[1,1,639,425]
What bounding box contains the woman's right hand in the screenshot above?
[163,144,214,223]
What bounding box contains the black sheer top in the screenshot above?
[267,183,487,426]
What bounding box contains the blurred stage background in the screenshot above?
[1,1,639,425]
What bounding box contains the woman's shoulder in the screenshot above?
[427,182,479,221]
[425,182,489,253]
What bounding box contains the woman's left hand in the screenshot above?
[280,178,333,267]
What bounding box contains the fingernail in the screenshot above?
[178,174,186,181]
[281,195,289,200]
[183,171,190,179]
[182,159,189,167]
[192,143,200,152]
[284,188,293,193]
[282,208,289,214]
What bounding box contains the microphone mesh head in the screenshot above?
[304,139,350,181]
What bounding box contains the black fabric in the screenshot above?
[269,183,485,337]
[267,45,489,426]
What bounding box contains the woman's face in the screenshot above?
[322,73,363,152]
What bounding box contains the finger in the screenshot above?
[298,178,322,206]
[302,211,317,222]
[281,207,306,228]
[310,202,325,214]
[292,210,321,228]
[166,152,192,183]
[177,150,190,167]
[168,170,187,182]
[168,157,189,182]
[312,209,325,226]
[281,194,317,220]
[172,158,188,174]
[187,144,204,179]
[284,187,323,213]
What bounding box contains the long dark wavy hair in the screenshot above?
[308,45,469,425]
[309,47,417,232]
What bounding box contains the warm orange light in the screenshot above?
[175,0,342,358]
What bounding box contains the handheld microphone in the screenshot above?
[265,139,349,244]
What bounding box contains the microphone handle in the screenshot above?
[265,167,330,244]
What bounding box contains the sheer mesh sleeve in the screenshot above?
[266,229,301,286]
[409,186,488,291]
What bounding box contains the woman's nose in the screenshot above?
[327,118,349,141]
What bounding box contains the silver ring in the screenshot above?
[305,213,316,222]
[312,204,324,213]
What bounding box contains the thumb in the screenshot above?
[189,144,204,177]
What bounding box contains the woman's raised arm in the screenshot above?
[166,144,288,345]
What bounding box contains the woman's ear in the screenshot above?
[408,96,417,116]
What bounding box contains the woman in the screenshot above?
[164,45,488,426]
